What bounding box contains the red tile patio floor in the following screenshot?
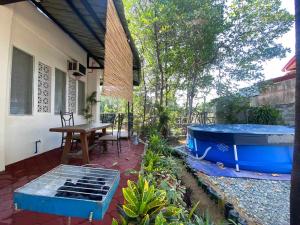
[0,140,144,225]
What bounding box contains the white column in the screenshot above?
[87,69,103,123]
[0,5,14,171]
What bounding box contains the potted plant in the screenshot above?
[83,91,98,124]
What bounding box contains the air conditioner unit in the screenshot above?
[68,61,86,78]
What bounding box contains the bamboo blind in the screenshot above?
[102,0,133,102]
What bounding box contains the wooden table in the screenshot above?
[50,123,111,164]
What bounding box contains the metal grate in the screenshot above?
[14,165,120,220]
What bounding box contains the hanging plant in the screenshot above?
[83,91,98,123]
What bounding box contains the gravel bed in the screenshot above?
[202,175,290,225]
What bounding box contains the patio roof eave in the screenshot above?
[30,0,106,68]
[1,0,141,85]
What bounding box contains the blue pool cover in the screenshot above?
[187,124,294,174]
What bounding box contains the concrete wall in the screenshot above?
[250,77,295,125]
[276,103,295,126]
[251,78,295,106]
[0,2,102,168]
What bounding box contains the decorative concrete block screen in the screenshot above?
[103,0,133,102]
[68,78,76,113]
[37,62,51,113]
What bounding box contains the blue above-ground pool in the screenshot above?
[186,124,294,174]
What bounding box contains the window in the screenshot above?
[78,80,85,115]
[54,68,66,114]
[10,47,33,115]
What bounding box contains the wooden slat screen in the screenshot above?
[102,0,133,102]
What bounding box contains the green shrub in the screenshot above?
[247,105,284,125]
[214,95,250,124]
[114,134,227,225]
[143,151,163,173]
[148,134,167,153]
[112,176,182,225]
[214,94,284,125]
[157,106,171,138]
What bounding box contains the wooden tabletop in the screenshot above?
[49,123,112,133]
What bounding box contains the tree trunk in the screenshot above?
[142,66,147,130]
[185,91,189,117]
[291,1,300,224]
[165,80,168,106]
[187,73,197,123]
[153,20,164,106]
[155,73,159,105]
[188,94,194,123]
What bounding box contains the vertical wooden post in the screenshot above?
[61,132,73,164]
[80,133,89,164]
[132,101,134,136]
[127,101,130,138]
[291,1,300,224]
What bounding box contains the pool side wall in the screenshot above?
[187,127,293,174]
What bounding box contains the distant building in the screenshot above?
[250,56,296,125]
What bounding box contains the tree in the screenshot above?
[213,0,294,95]
[124,0,294,132]
[291,0,299,224]
[170,0,224,122]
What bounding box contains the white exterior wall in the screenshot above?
[0,5,14,171]
[87,69,103,123]
[0,2,102,168]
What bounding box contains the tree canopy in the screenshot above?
[124,0,294,126]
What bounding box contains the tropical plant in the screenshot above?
[157,106,171,138]
[159,175,186,207]
[148,134,167,153]
[116,133,232,225]
[83,91,98,122]
[112,176,182,225]
[143,150,163,173]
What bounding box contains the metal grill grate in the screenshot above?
[14,165,120,220]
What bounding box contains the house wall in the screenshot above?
[0,2,102,168]
[0,5,14,171]
[250,77,295,125]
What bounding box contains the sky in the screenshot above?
[177,1,295,106]
[211,1,296,99]
[262,1,295,79]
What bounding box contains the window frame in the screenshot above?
[9,46,34,116]
[54,67,67,115]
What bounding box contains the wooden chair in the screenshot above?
[60,111,80,150]
[98,113,124,156]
